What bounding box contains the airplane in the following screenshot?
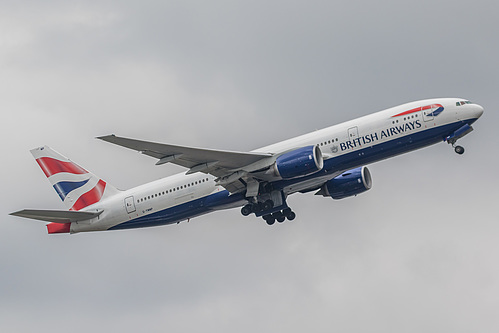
[10,98,484,234]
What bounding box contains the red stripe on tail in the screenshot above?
[47,223,71,234]
[70,180,107,211]
[36,157,88,177]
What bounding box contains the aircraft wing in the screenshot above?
[9,209,103,223]
[98,135,274,192]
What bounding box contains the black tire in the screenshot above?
[262,200,274,211]
[286,211,296,221]
[251,203,262,213]
[274,212,285,223]
[265,216,275,225]
[455,146,465,155]
[241,204,252,216]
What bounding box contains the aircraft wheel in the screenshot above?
[252,203,262,213]
[262,200,274,211]
[286,211,296,221]
[274,212,285,223]
[241,204,252,216]
[264,215,275,225]
[455,145,465,155]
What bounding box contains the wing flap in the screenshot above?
[10,209,103,223]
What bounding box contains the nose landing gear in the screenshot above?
[446,124,474,155]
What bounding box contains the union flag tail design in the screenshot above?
[31,146,119,211]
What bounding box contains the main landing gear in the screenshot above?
[241,200,297,225]
[262,208,296,225]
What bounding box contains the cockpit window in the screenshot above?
[457,100,472,106]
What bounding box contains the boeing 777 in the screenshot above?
[10,98,483,234]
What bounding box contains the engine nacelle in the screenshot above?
[274,145,323,179]
[320,166,372,199]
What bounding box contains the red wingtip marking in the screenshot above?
[47,223,71,234]
[70,180,107,211]
[36,157,88,177]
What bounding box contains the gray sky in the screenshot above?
[2,1,498,332]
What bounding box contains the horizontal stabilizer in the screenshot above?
[9,209,103,223]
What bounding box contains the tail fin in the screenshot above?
[31,146,120,211]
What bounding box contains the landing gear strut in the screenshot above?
[241,189,295,225]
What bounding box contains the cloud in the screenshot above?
[1,1,498,332]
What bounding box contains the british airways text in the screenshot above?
[340,120,422,151]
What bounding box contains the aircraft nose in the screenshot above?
[474,104,484,118]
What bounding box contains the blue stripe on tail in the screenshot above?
[53,180,90,201]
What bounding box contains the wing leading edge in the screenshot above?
[97,135,274,192]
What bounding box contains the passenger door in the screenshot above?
[422,105,434,122]
[124,196,136,214]
[348,127,359,141]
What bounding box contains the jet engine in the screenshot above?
[318,166,372,199]
[274,145,323,179]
